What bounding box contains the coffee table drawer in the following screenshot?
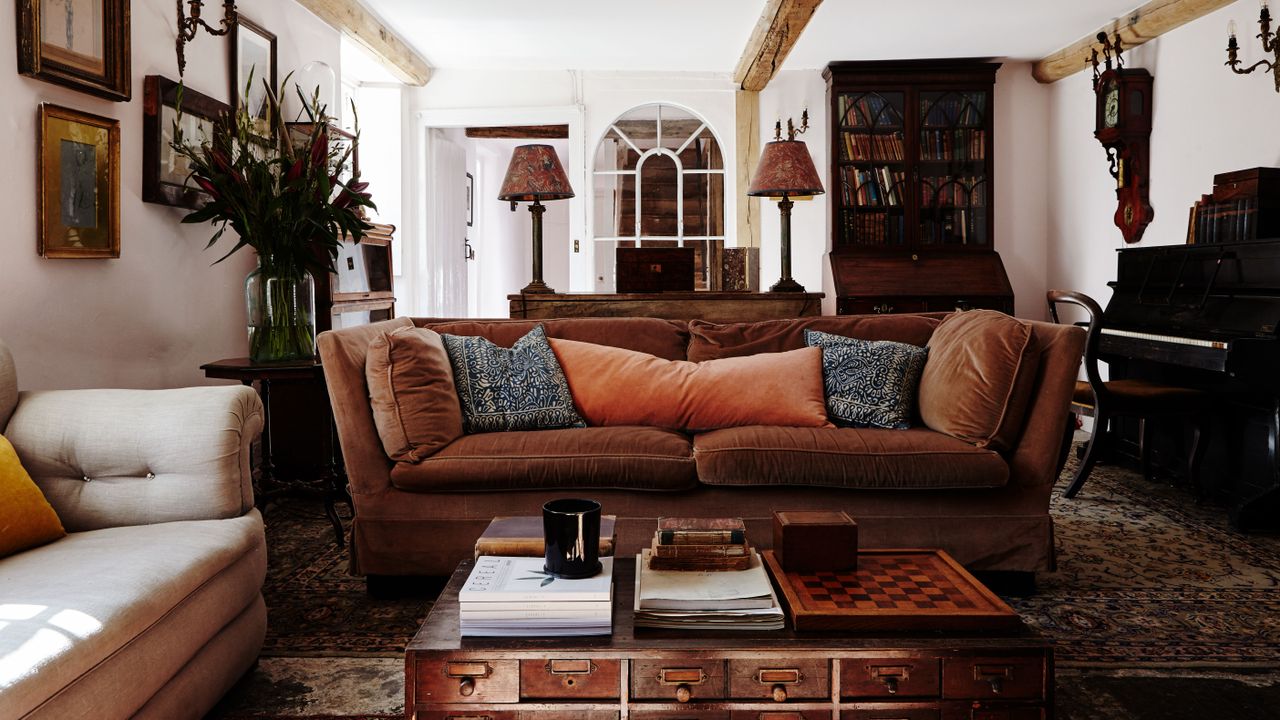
[415,659,519,704]
[942,656,1046,700]
[971,709,1043,720]
[520,658,621,699]
[841,657,941,699]
[737,707,834,712]
[631,660,726,701]
[842,709,939,720]
[630,711,730,720]
[728,658,828,700]
[415,713,618,720]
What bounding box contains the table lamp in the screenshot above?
[498,144,575,294]
[748,114,825,292]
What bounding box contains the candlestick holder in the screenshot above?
[1226,2,1280,92]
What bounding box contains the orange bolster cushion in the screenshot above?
[549,338,833,432]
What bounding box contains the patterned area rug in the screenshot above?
[258,450,1280,667]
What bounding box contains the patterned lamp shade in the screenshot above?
[747,140,825,197]
[498,144,575,202]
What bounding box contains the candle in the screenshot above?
[1229,19,1238,37]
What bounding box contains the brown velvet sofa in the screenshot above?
[319,314,1085,578]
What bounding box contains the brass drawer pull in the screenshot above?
[658,668,706,685]
[873,303,896,314]
[445,661,493,679]
[868,664,912,695]
[756,668,803,684]
[973,663,1013,694]
[546,659,596,675]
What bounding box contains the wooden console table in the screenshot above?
[508,292,824,322]
[407,558,1053,720]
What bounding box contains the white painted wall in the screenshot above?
[760,64,1051,318]
[1047,0,1280,320]
[0,0,340,390]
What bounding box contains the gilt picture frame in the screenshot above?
[230,16,278,139]
[38,104,120,259]
[17,0,131,101]
[143,75,230,209]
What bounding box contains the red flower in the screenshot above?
[287,158,306,182]
[195,177,220,199]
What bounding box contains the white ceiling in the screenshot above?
[360,0,1149,74]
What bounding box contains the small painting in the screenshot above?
[17,0,130,101]
[231,16,277,138]
[143,75,231,209]
[39,104,120,258]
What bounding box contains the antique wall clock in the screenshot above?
[1092,33,1154,244]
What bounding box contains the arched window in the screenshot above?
[592,104,725,289]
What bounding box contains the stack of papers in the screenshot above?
[634,549,785,630]
[459,556,614,637]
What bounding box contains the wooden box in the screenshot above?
[773,510,858,572]
[616,248,695,292]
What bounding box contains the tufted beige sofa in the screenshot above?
[0,339,267,720]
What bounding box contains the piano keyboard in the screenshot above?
[1100,328,1229,350]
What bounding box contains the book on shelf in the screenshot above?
[839,94,900,130]
[656,517,745,546]
[459,607,613,621]
[634,549,785,630]
[460,556,614,603]
[651,540,748,559]
[842,131,905,162]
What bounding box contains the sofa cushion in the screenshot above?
[805,330,928,430]
[0,512,265,719]
[550,338,831,432]
[688,315,943,361]
[693,426,1008,490]
[442,325,585,434]
[390,426,698,492]
[918,311,1040,452]
[0,434,65,559]
[365,326,464,463]
[421,317,690,360]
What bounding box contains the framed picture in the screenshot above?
[230,16,277,138]
[17,0,131,101]
[143,75,231,209]
[466,172,474,227]
[38,104,120,259]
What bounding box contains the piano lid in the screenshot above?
[1104,238,1280,339]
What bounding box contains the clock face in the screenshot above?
[1103,84,1120,128]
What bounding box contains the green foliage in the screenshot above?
[171,73,376,279]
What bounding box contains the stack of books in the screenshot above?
[650,517,751,571]
[458,556,614,637]
[634,548,785,630]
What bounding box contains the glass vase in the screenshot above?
[245,265,316,363]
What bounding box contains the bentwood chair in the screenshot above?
[1046,290,1212,499]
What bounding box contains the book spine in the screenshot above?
[652,543,748,559]
[460,609,612,620]
[475,540,615,558]
[459,590,611,603]
[648,555,753,571]
[657,529,746,545]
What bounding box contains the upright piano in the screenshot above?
[1098,239,1280,529]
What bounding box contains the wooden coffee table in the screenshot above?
[406,557,1053,720]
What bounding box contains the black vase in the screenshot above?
[542,498,602,579]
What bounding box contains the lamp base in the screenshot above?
[519,280,557,294]
[769,278,806,293]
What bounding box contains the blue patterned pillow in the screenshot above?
[804,329,928,429]
[441,325,585,434]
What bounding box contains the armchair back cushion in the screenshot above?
[687,315,943,361]
[0,339,17,431]
[5,387,263,531]
[417,317,690,360]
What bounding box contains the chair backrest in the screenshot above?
[0,339,17,432]
[1046,290,1108,407]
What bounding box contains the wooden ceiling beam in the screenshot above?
[734,0,824,91]
[295,0,433,86]
[465,125,570,140]
[1032,0,1234,83]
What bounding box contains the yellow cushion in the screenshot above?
[0,434,65,558]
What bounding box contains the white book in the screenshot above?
[460,556,614,603]
[461,625,612,638]
[636,550,775,610]
[459,600,613,614]
[460,608,613,621]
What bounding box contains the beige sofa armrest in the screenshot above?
[4,386,263,531]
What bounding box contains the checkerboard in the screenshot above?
[797,554,979,611]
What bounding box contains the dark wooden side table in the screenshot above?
[201,357,350,546]
[508,291,825,322]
